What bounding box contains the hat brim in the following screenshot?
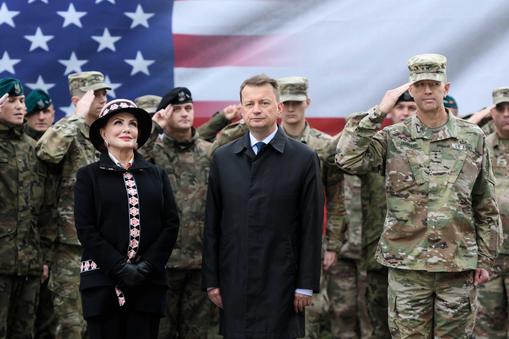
[280,94,307,103]
[494,97,509,105]
[409,73,447,83]
[90,107,153,152]
[80,83,112,92]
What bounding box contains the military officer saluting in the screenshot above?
[336,54,501,338]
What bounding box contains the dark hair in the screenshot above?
[239,74,279,103]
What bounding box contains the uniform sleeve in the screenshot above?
[298,152,324,292]
[36,116,81,164]
[335,106,388,175]
[473,138,502,269]
[137,122,163,163]
[142,168,180,272]
[38,164,61,265]
[339,174,363,259]
[196,111,230,142]
[209,122,248,157]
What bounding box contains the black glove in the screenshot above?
[136,260,153,279]
[111,261,145,289]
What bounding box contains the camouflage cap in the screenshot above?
[0,77,24,97]
[25,89,52,115]
[492,87,509,105]
[408,53,447,83]
[134,95,162,114]
[68,71,111,94]
[277,76,308,102]
[157,87,192,111]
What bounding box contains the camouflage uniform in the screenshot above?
[150,130,212,339]
[336,106,501,338]
[36,115,99,339]
[0,120,50,339]
[197,111,230,142]
[474,132,509,338]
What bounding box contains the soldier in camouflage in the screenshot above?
[24,89,55,141]
[474,87,509,338]
[143,87,213,339]
[336,53,501,338]
[36,71,111,339]
[0,78,52,339]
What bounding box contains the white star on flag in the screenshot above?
[28,0,49,3]
[124,51,155,76]
[0,3,20,27]
[60,103,76,117]
[24,27,54,51]
[92,28,121,52]
[124,5,154,29]
[104,75,121,98]
[58,51,88,75]
[0,51,21,74]
[96,0,115,3]
[26,75,56,92]
[57,3,87,28]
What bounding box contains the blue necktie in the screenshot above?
[254,141,266,154]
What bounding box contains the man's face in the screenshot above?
[409,80,450,114]
[241,84,281,133]
[89,89,108,118]
[0,95,25,125]
[281,99,309,125]
[166,102,194,132]
[390,101,417,123]
[491,102,509,139]
[26,105,55,132]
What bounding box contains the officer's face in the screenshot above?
[281,99,309,125]
[409,80,450,114]
[26,105,55,132]
[166,103,194,131]
[89,89,108,118]
[390,101,417,123]
[0,95,25,125]
[241,84,281,133]
[100,112,139,151]
[491,102,509,139]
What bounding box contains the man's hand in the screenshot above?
[152,105,173,130]
[208,287,223,309]
[0,93,7,109]
[294,292,313,313]
[75,90,95,119]
[378,83,411,114]
[474,268,490,286]
[323,251,337,271]
[41,264,49,283]
[466,105,494,125]
[223,104,242,121]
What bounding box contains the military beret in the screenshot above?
[68,71,111,93]
[25,89,52,115]
[443,95,458,109]
[134,95,162,114]
[408,53,447,83]
[492,87,509,105]
[157,87,192,111]
[277,76,308,102]
[396,91,414,104]
[0,77,24,97]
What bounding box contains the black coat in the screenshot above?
[74,153,179,318]
[202,128,324,338]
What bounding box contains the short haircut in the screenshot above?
[239,74,279,103]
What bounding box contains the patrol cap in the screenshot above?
[134,95,162,114]
[277,76,308,102]
[492,87,509,105]
[443,95,458,109]
[395,91,414,104]
[408,53,447,83]
[157,87,192,111]
[68,71,111,94]
[25,89,52,115]
[0,77,24,97]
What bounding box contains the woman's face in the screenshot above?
[100,112,139,152]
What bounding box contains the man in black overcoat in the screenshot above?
[202,74,324,339]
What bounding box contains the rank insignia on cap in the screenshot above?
[37,99,44,109]
[178,90,186,102]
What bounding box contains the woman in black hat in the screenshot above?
[74,99,179,339]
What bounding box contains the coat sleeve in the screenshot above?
[298,152,324,292]
[141,168,180,272]
[201,156,222,290]
[74,167,125,273]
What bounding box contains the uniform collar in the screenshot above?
[283,121,311,144]
[409,111,458,141]
[162,127,198,150]
[0,120,24,139]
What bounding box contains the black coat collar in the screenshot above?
[98,152,152,172]
[232,126,286,155]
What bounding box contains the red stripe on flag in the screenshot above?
[174,34,289,67]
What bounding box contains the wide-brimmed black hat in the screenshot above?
[90,99,152,152]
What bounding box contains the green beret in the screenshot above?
[443,95,457,109]
[0,77,24,97]
[26,89,52,115]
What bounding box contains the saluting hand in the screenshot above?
[379,82,411,114]
[223,104,242,121]
[0,93,7,108]
[208,287,223,309]
[152,104,173,129]
[75,90,95,119]
[294,293,313,313]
